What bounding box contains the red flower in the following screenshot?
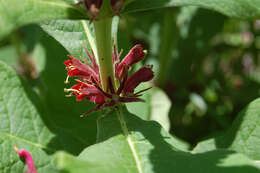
[65,80,106,104]
[64,45,154,116]
[115,45,146,81]
[122,66,154,95]
[14,146,38,173]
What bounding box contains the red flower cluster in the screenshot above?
[64,45,154,116]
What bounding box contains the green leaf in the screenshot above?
[0,0,86,40]
[55,107,260,173]
[0,36,97,172]
[193,98,260,160]
[123,0,260,19]
[127,86,171,132]
[40,16,119,59]
[40,19,97,59]
[34,29,98,149]
[0,45,18,67]
[0,61,57,172]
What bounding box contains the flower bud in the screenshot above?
[110,0,125,13]
[84,0,103,18]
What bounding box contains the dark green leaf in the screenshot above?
[0,34,98,172]
[123,0,260,19]
[193,98,260,160]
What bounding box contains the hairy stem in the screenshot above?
[94,17,115,91]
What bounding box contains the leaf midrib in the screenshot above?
[0,130,55,152]
[116,107,143,173]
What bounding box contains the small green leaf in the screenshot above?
[123,0,260,19]
[55,107,260,173]
[0,0,86,40]
[193,98,260,160]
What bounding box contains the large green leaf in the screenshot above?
[40,16,119,59]
[0,36,97,172]
[37,29,99,148]
[0,45,18,68]
[55,107,260,173]
[193,98,260,160]
[127,86,171,131]
[0,61,58,173]
[123,0,260,19]
[0,0,86,40]
[40,19,97,60]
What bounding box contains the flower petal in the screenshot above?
[65,56,99,81]
[119,45,146,68]
[14,147,38,173]
[71,80,106,104]
[122,66,154,94]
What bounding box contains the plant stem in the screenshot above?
[157,9,178,87]
[94,17,115,91]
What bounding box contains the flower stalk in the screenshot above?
[94,17,115,91]
[157,9,178,87]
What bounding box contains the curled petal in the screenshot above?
[116,45,146,80]
[71,80,106,104]
[65,56,99,81]
[14,146,38,173]
[90,94,106,104]
[64,59,72,66]
[123,66,154,94]
[118,45,146,68]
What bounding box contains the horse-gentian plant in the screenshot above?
[64,44,154,116]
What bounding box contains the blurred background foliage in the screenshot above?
[0,6,260,147]
[118,7,260,146]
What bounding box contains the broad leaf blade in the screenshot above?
[55,107,260,173]
[0,0,86,39]
[37,30,98,149]
[193,98,260,160]
[127,86,171,131]
[40,20,97,59]
[40,16,119,59]
[0,36,97,172]
[123,0,260,19]
[0,61,57,172]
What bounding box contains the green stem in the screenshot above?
[94,18,115,91]
[157,9,178,87]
